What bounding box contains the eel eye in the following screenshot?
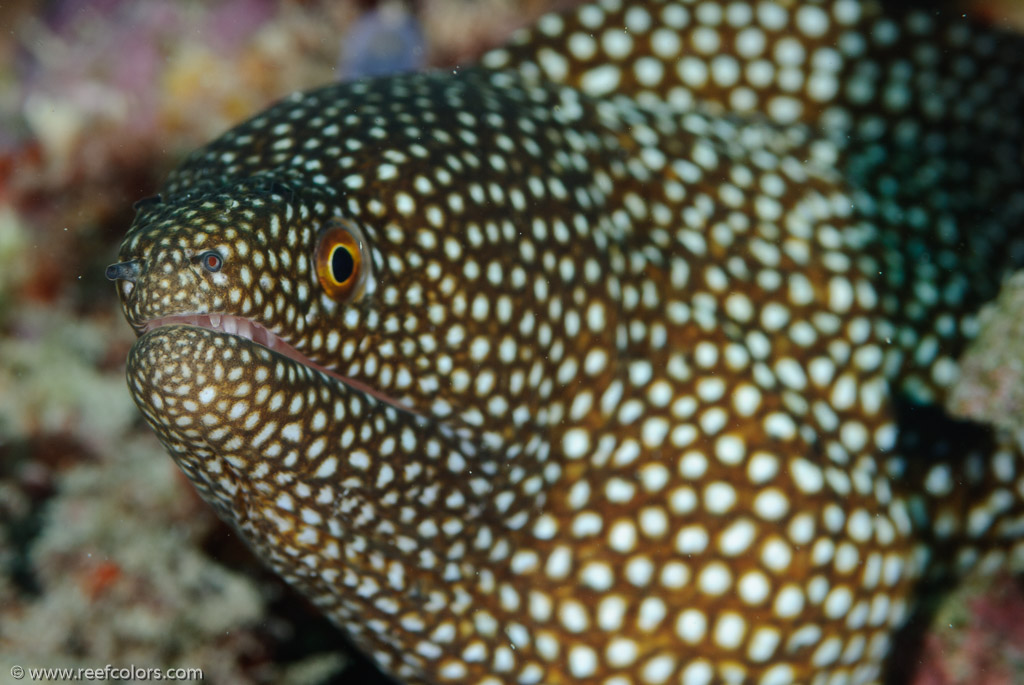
[315,220,366,300]
[199,250,223,272]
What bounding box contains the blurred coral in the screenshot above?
[948,271,1024,435]
[1,0,1021,683]
[912,574,1024,685]
[338,1,426,80]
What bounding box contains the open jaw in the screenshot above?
[142,313,412,411]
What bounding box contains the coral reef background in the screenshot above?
[0,0,1020,683]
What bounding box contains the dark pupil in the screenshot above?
[331,246,355,282]
[206,255,219,269]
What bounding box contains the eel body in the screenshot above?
[108,1,1024,683]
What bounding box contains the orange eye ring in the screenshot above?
[314,219,368,301]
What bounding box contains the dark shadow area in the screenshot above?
[882,398,1008,683]
[201,520,399,684]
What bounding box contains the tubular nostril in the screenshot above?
[106,260,141,283]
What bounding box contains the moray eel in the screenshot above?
[107,1,1024,683]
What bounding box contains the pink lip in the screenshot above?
[144,313,414,413]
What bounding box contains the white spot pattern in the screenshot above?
[113,1,1024,684]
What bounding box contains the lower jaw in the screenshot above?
[141,315,418,415]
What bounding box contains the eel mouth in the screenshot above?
[144,313,306,362]
[143,313,412,411]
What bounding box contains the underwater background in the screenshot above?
[1,1,1023,683]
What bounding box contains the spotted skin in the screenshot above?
[110,1,1024,683]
